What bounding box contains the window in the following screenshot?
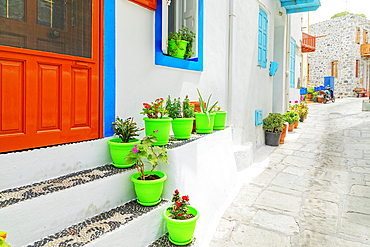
[155,0,203,71]
[357,27,360,44]
[290,38,296,88]
[356,60,359,78]
[258,8,268,68]
[332,61,338,78]
[0,0,24,21]
[364,30,367,44]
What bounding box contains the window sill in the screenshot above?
[154,52,201,71]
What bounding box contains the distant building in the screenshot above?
[308,14,370,98]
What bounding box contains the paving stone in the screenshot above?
[283,166,310,176]
[299,134,317,139]
[299,143,322,152]
[341,218,370,242]
[345,143,370,150]
[343,195,370,215]
[280,143,304,151]
[271,173,299,188]
[272,148,295,156]
[231,224,290,247]
[342,212,370,227]
[250,210,299,235]
[350,185,370,197]
[292,150,317,159]
[267,153,286,164]
[266,163,286,171]
[365,174,370,182]
[357,159,370,167]
[282,156,315,168]
[343,149,364,159]
[221,204,257,222]
[351,166,370,174]
[212,218,237,241]
[232,185,263,207]
[251,169,279,187]
[321,171,362,185]
[302,198,339,216]
[208,239,236,247]
[300,212,338,233]
[297,178,346,194]
[266,185,303,197]
[309,190,340,203]
[299,230,367,247]
[254,190,302,216]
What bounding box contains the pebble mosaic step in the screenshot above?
[148,233,197,247]
[27,199,168,247]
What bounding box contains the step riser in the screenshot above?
[0,138,112,191]
[1,171,136,246]
[87,203,168,247]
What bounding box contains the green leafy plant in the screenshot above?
[141,98,167,119]
[166,190,194,220]
[284,111,299,125]
[307,87,315,94]
[125,132,169,180]
[331,11,366,19]
[166,96,182,119]
[262,113,285,133]
[183,95,195,118]
[111,117,143,143]
[168,26,196,59]
[197,88,218,124]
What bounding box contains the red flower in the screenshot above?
[176,201,181,207]
[182,195,189,201]
[178,213,182,216]
[172,210,175,213]
[175,190,179,194]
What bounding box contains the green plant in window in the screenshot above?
[168,26,196,60]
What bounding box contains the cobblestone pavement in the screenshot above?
[210,98,370,247]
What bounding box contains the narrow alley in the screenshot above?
[210,98,370,247]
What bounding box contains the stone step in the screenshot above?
[26,200,169,247]
[148,233,197,247]
[0,164,138,246]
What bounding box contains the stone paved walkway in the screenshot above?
[209,98,370,247]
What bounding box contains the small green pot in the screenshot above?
[131,171,167,206]
[107,138,141,168]
[143,117,172,146]
[163,206,200,245]
[213,111,227,130]
[168,40,188,59]
[172,118,195,139]
[195,112,216,134]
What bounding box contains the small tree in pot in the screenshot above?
[263,113,285,146]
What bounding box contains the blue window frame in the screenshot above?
[155,0,204,71]
[290,38,296,88]
[258,8,268,69]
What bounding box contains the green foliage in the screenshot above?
[183,95,195,118]
[331,11,366,19]
[111,117,142,143]
[307,87,315,94]
[263,113,285,133]
[284,111,299,125]
[196,88,218,124]
[125,133,169,180]
[168,26,196,60]
[166,190,194,220]
[166,96,182,119]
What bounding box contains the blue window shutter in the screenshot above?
[258,9,268,69]
[290,38,296,88]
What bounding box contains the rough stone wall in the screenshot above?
[308,14,370,98]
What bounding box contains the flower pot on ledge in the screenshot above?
[143,117,172,145]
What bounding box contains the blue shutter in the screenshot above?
[290,38,296,88]
[258,9,268,69]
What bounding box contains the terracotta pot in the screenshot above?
[304,115,307,120]
[317,97,322,103]
[279,124,287,144]
[307,94,312,100]
[294,122,298,129]
[288,124,294,132]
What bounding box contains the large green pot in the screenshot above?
[172,118,195,139]
[143,117,172,146]
[163,206,200,245]
[168,40,188,59]
[213,111,227,130]
[131,171,167,206]
[195,112,216,134]
[107,138,141,168]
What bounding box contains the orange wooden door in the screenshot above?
[0,0,101,153]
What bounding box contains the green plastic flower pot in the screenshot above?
[213,111,227,130]
[171,118,195,139]
[195,112,215,134]
[163,206,200,245]
[143,117,172,146]
[131,171,167,206]
[107,138,141,168]
[168,40,188,59]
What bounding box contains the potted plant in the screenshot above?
[195,89,218,134]
[284,111,298,132]
[166,95,195,139]
[141,98,172,146]
[212,105,227,130]
[0,231,10,247]
[168,26,196,60]
[125,133,169,206]
[279,123,288,144]
[307,87,314,100]
[163,190,200,245]
[107,117,143,168]
[263,113,284,146]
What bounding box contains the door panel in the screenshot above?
[0,0,100,153]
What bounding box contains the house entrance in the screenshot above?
[0,0,101,153]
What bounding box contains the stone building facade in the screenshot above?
[308,14,370,98]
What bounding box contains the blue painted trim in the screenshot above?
[155,0,203,71]
[280,0,321,14]
[103,0,116,137]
